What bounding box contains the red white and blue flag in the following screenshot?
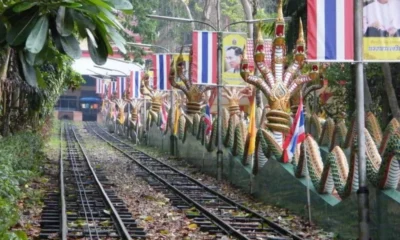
[160,102,168,131]
[192,31,218,85]
[152,54,171,91]
[96,78,102,94]
[282,96,306,163]
[204,88,217,135]
[130,71,141,99]
[307,0,354,61]
[117,77,127,99]
[109,81,117,98]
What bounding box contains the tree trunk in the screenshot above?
[180,0,195,30]
[202,0,218,30]
[0,47,11,103]
[381,63,400,121]
[240,0,253,38]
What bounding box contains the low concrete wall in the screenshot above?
[144,125,400,239]
[55,111,82,121]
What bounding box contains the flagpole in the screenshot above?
[354,0,369,239]
[215,0,223,181]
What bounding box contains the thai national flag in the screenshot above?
[282,96,306,163]
[130,71,141,99]
[152,54,171,91]
[160,103,168,131]
[96,78,102,94]
[107,81,116,98]
[192,31,218,85]
[204,88,216,135]
[117,77,127,99]
[307,0,354,61]
[204,105,212,135]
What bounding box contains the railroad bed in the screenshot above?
[39,123,146,239]
[85,122,302,240]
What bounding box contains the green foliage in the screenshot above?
[0,0,132,85]
[0,132,44,238]
[310,63,351,120]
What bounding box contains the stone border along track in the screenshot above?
[39,122,146,239]
[84,122,303,240]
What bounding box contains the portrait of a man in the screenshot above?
[224,46,243,73]
[363,0,400,37]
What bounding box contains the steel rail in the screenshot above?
[59,124,67,240]
[65,124,100,239]
[87,124,249,239]
[90,122,303,240]
[69,125,133,240]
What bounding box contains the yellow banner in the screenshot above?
[172,53,190,84]
[363,37,400,61]
[222,33,247,86]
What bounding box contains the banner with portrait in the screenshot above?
[363,0,400,61]
[172,53,190,81]
[222,32,247,85]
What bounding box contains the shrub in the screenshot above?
[0,132,44,238]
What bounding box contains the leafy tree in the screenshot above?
[0,0,133,136]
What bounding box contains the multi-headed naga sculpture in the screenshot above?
[124,99,144,142]
[169,51,214,125]
[235,0,400,197]
[114,98,127,135]
[221,86,252,150]
[140,73,169,127]
[240,3,319,137]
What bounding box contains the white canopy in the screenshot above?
[71,57,143,76]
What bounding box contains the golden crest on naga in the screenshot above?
[240,0,320,133]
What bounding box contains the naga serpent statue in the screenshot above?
[238,0,400,198]
[146,0,400,201]
[169,50,214,134]
[140,73,169,128]
[114,98,127,136]
[125,99,143,142]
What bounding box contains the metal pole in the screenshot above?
[127,102,130,139]
[216,0,223,181]
[354,0,369,239]
[144,98,147,145]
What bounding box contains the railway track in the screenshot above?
[85,122,303,240]
[39,123,146,239]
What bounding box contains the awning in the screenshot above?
[71,57,143,76]
[79,97,101,103]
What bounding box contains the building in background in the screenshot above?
[55,41,144,121]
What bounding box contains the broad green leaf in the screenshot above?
[0,21,6,44]
[18,51,38,87]
[85,0,113,11]
[56,7,74,36]
[106,0,133,10]
[26,15,49,54]
[25,51,36,66]
[25,45,49,66]
[71,11,95,30]
[98,8,123,30]
[50,24,66,54]
[107,27,126,54]
[86,29,98,48]
[60,34,82,59]
[92,20,113,55]
[88,30,108,65]
[6,11,38,46]
[60,2,83,8]
[12,2,37,12]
